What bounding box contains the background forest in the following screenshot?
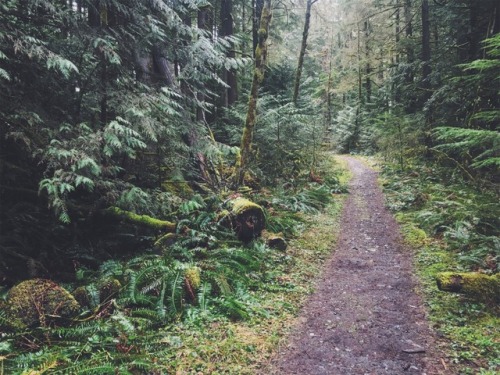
[0,0,498,373]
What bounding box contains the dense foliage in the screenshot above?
[0,0,498,373]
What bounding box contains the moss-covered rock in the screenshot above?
[5,279,80,329]
[436,272,500,302]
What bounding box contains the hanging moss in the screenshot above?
[436,272,500,302]
[104,207,176,232]
[4,279,80,330]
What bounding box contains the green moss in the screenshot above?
[436,272,500,302]
[258,28,267,40]
[255,46,261,60]
[402,223,428,248]
[231,198,264,216]
[185,267,201,290]
[100,278,121,302]
[5,279,80,329]
[161,180,194,199]
[107,207,176,232]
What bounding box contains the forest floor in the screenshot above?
[266,156,450,375]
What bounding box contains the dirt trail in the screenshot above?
[270,156,447,375]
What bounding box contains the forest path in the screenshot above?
[269,156,447,375]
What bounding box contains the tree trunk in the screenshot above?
[235,0,272,187]
[404,0,416,112]
[292,0,316,105]
[364,20,371,104]
[395,0,400,64]
[436,272,500,303]
[357,22,363,105]
[152,44,175,87]
[197,5,213,122]
[421,0,431,91]
[253,0,265,58]
[221,0,238,107]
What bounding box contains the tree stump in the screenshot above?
[225,197,266,242]
[262,230,287,251]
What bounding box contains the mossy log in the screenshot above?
[262,230,287,251]
[104,207,176,232]
[436,272,500,302]
[225,197,266,242]
[4,279,80,330]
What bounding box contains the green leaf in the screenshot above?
[46,55,79,78]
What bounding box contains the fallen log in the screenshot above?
[436,272,500,302]
[224,197,265,242]
[103,207,176,232]
[262,230,287,251]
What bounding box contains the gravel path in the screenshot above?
[270,156,447,375]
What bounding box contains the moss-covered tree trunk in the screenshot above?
[234,0,272,187]
[104,207,176,232]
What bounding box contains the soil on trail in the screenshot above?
[270,156,447,375]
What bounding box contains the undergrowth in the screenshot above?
[0,153,348,374]
[381,161,499,374]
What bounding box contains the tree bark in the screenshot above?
[364,20,371,104]
[403,0,415,110]
[197,5,213,122]
[292,0,317,105]
[421,0,431,91]
[235,0,272,187]
[253,0,265,58]
[221,0,238,107]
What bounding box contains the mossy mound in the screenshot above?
[5,279,80,330]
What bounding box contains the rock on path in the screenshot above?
[269,156,447,375]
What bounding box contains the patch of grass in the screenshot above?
[332,155,353,186]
